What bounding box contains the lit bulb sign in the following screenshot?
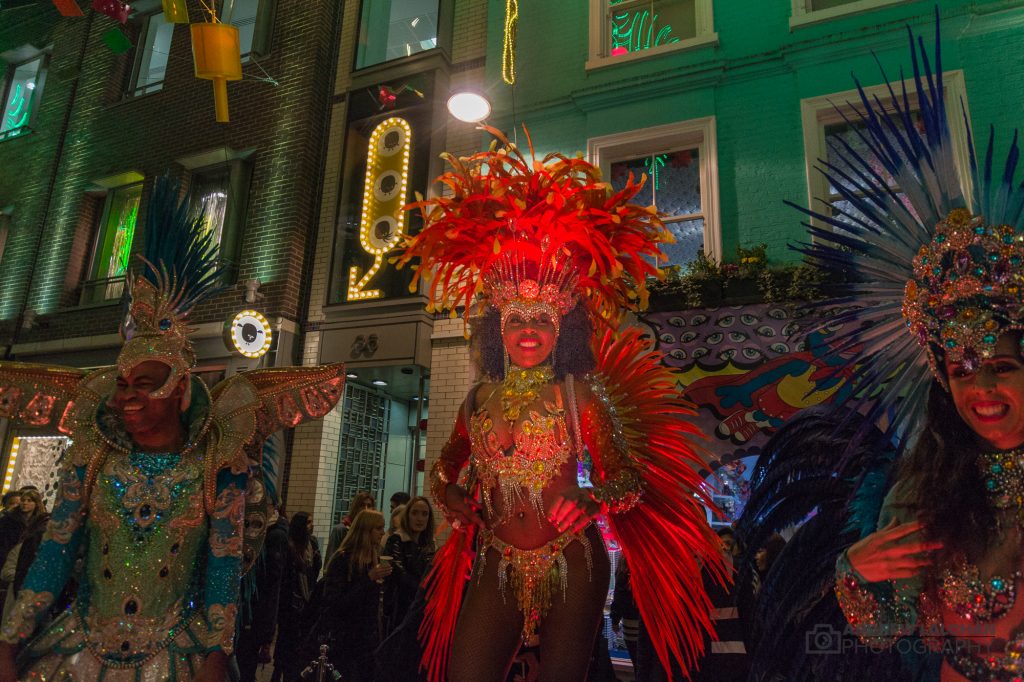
[225,310,272,358]
[347,116,412,301]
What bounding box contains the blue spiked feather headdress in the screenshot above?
[789,10,1024,447]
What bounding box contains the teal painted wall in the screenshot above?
[481,0,1024,263]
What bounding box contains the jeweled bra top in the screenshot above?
[468,383,574,523]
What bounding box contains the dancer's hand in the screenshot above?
[549,487,600,534]
[193,650,229,682]
[846,519,942,582]
[444,484,485,529]
[0,642,16,682]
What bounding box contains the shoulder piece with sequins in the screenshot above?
[239,363,347,444]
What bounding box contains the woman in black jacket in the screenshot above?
[319,509,394,682]
[271,511,321,682]
[381,495,435,629]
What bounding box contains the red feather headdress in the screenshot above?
[395,127,670,328]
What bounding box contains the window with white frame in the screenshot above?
[588,0,716,70]
[1,55,45,140]
[801,71,972,230]
[128,12,174,96]
[589,118,720,268]
[791,0,910,29]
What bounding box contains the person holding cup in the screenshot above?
[319,509,395,682]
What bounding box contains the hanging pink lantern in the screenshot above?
[92,0,129,23]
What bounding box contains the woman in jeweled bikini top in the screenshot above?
[398,131,725,682]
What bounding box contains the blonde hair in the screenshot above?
[335,509,385,578]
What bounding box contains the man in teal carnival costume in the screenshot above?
[0,176,345,681]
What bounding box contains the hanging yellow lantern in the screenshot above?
[161,0,188,23]
[190,22,242,123]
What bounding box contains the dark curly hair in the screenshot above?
[896,380,992,560]
[471,303,596,380]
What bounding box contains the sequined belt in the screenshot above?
[476,526,593,644]
[80,604,199,668]
[946,634,1024,681]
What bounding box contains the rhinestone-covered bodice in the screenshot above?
[81,449,208,659]
[469,390,573,521]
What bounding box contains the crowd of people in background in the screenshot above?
[0,487,49,624]
[0,480,787,682]
[237,490,436,682]
[230,484,790,682]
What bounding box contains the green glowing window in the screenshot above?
[355,0,439,70]
[607,0,693,53]
[83,183,142,304]
[1,57,43,141]
[591,0,714,66]
[128,13,174,96]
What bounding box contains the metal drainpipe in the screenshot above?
[4,9,96,360]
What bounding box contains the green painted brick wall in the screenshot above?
[482,0,1024,263]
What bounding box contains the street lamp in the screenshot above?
[447,92,491,123]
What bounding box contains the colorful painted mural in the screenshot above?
[643,303,859,521]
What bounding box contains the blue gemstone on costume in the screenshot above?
[987,478,998,490]
[993,578,1004,590]
[159,319,172,331]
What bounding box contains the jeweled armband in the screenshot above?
[834,555,917,647]
[590,468,643,513]
[430,458,454,518]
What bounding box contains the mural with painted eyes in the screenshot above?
[643,303,877,526]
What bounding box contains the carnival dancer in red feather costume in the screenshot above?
[396,128,725,681]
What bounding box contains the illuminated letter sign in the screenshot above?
[348,117,412,301]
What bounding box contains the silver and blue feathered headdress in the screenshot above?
[791,12,1024,442]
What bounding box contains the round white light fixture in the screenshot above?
[346,372,359,379]
[447,92,491,123]
[224,310,272,358]
[372,379,388,387]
